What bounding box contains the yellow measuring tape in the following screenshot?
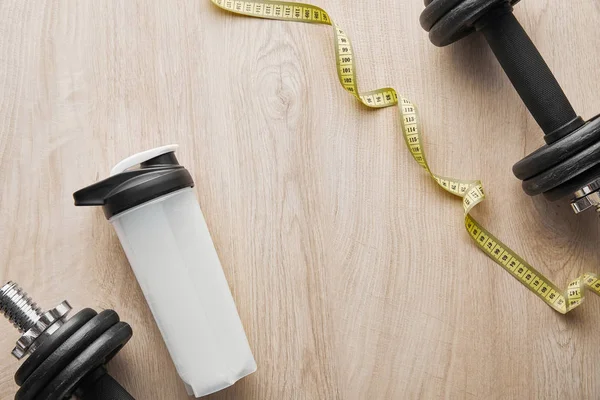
[211,0,600,313]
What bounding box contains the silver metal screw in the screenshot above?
[0,281,71,359]
[571,178,600,215]
[0,282,43,333]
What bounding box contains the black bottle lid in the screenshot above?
[73,145,194,219]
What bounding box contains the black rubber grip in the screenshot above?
[77,370,135,400]
[478,9,582,139]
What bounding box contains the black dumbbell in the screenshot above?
[0,281,134,400]
[420,0,600,214]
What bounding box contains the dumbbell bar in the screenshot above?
[420,0,600,214]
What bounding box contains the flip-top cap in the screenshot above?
[73,145,194,218]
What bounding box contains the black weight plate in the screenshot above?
[36,322,133,400]
[15,310,119,400]
[544,163,600,201]
[15,308,97,386]
[428,0,516,46]
[420,0,465,31]
[522,139,600,196]
[513,115,600,180]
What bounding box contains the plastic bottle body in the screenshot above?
[109,188,256,397]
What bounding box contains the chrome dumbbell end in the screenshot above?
[0,281,72,359]
[571,178,600,215]
[0,281,134,400]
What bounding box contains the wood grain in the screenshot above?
[1,1,600,398]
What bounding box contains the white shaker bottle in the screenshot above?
[73,145,256,397]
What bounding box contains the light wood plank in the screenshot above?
[1,1,599,398]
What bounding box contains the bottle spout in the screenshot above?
[73,186,108,206]
[73,174,136,206]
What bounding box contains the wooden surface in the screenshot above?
[1,1,599,398]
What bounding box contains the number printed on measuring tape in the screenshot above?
[210,0,599,314]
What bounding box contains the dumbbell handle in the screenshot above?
[477,7,583,143]
[76,367,135,400]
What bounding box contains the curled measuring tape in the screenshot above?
[210,0,600,313]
